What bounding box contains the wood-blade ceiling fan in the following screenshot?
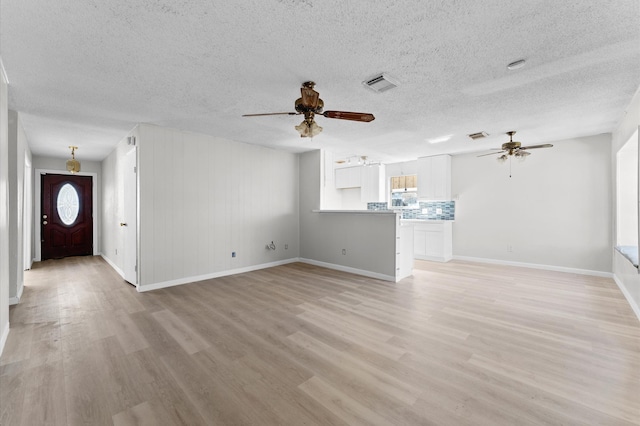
[478,131,553,162]
[242,81,375,138]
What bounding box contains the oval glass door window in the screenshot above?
[57,183,80,225]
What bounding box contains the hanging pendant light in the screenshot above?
[66,146,80,173]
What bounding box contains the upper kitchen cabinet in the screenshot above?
[361,164,386,202]
[335,166,362,189]
[417,155,451,200]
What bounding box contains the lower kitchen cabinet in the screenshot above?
[412,221,452,262]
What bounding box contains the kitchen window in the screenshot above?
[390,175,418,208]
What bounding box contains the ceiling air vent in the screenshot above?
[363,73,399,93]
[468,131,488,140]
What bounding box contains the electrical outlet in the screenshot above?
[232,252,236,257]
[342,249,346,255]
[507,245,513,253]
[285,244,288,250]
[115,248,117,255]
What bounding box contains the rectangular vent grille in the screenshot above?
[468,131,488,140]
[363,73,398,93]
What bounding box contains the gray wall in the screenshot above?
[300,150,398,279]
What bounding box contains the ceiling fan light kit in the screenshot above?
[478,131,553,174]
[243,81,375,138]
[66,146,81,173]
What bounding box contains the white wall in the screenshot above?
[616,133,638,246]
[7,111,32,303]
[136,124,299,289]
[452,134,612,274]
[0,61,10,355]
[101,130,137,275]
[612,87,640,319]
[300,150,399,280]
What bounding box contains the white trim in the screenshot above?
[9,283,24,305]
[452,255,614,278]
[613,274,640,322]
[34,169,99,261]
[100,253,125,279]
[137,258,299,292]
[298,258,397,282]
[0,321,9,358]
[0,56,9,85]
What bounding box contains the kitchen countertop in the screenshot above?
[401,219,455,223]
[312,210,398,214]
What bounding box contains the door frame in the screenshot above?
[34,169,98,262]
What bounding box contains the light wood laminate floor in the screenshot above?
[1,256,639,425]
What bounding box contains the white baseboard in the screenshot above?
[0,321,10,358]
[100,253,125,279]
[9,284,24,305]
[613,274,640,322]
[452,255,613,278]
[298,258,397,282]
[137,258,300,292]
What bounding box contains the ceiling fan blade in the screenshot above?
[521,144,553,150]
[322,111,375,122]
[242,112,299,117]
[477,150,505,157]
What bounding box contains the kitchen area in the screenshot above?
[330,154,454,267]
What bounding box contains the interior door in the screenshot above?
[41,174,93,260]
[122,148,138,285]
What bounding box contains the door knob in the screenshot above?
[120,223,127,227]
[43,220,48,225]
[42,214,48,219]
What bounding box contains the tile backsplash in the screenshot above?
[367,201,455,220]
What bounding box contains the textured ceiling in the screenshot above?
[1,0,639,163]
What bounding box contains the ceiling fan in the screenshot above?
[478,131,553,162]
[242,81,375,138]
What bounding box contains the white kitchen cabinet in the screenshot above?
[360,164,386,202]
[412,221,452,262]
[335,166,362,189]
[396,215,414,280]
[417,155,451,200]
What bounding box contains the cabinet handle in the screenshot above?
[120,223,127,227]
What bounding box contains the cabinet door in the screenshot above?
[361,165,384,202]
[414,229,427,256]
[335,168,350,188]
[417,155,451,200]
[405,175,417,188]
[335,167,362,189]
[348,166,362,188]
[417,157,433,198]
[431,156,451,200]
[424,230,444,257]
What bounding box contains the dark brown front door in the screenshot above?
[41,174,93,260]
